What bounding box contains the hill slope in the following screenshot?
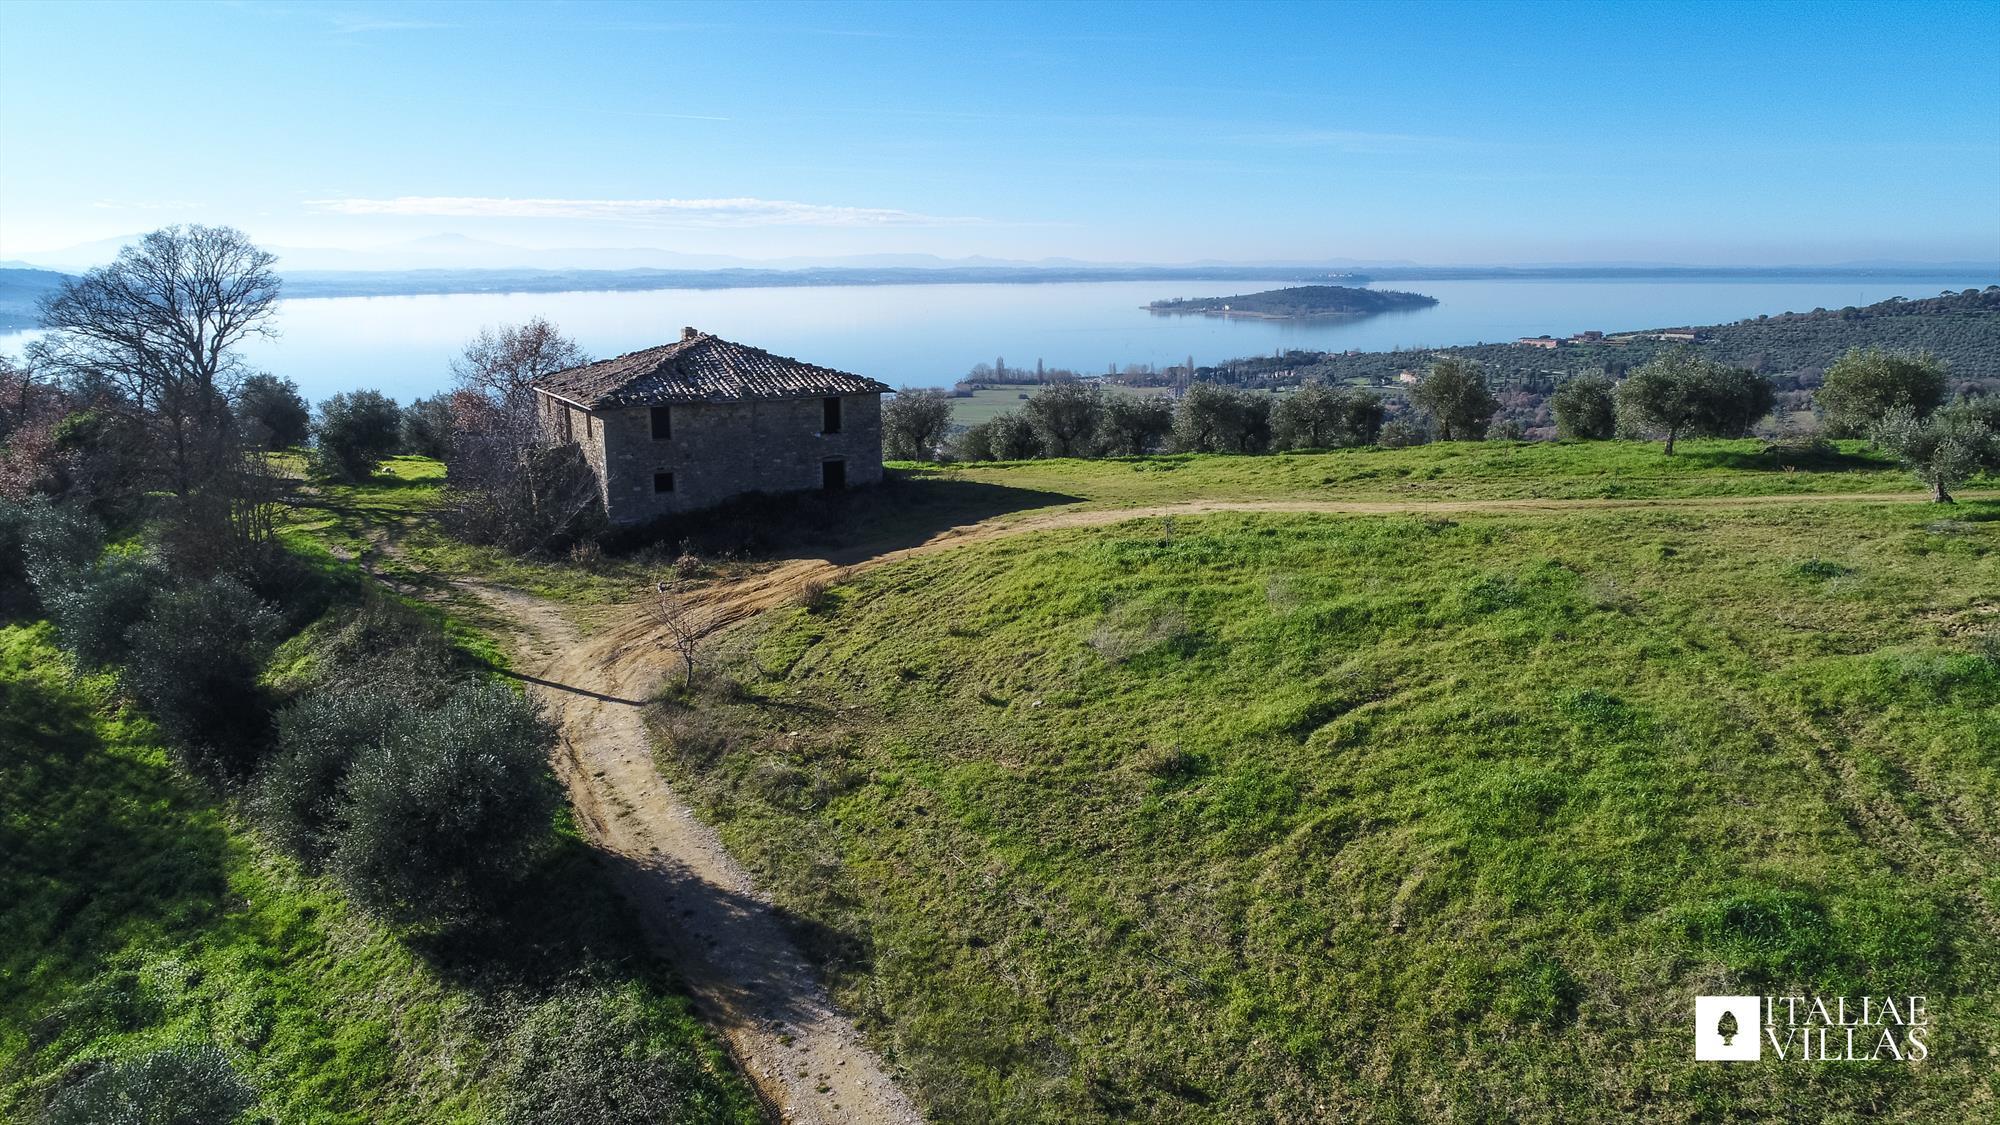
[643,464,1999,1121]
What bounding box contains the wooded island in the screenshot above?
[1147,283,1438,320]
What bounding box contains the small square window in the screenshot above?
[822,396,842,434]
[653,472,675,494]
[651,406,672,440]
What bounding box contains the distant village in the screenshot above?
[1510,328,1705,350]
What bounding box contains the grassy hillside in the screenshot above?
[655,496,2000,1121]
[0,611,757,1120]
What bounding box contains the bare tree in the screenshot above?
[651,579,723,690]
[451,317,589,453]
[441,320,603,551]
[31,226,280,496]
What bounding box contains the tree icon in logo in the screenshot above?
[1695,996,1761,1061]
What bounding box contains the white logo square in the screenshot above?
[1695,996,1761,1061]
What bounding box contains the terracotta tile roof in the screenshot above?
[532,328,892,408]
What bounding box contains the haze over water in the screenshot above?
[6,275,1992,405]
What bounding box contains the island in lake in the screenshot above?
[1147,284,1438,320]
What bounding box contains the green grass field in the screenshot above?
[1,555,757,1121]
[654,487,2000,1120]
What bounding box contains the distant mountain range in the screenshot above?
[6,232,1996,276]
[2,244,1993,333]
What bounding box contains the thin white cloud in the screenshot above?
[306,196,987,228]
[1233,128,1470,152]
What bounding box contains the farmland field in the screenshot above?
[646,450,2000,1122]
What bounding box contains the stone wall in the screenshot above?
[580,393,884,524]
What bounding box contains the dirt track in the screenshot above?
[432,487,1988,1123]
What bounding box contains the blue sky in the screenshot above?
[2,0,1996,265]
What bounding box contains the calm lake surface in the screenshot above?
[5,275,1992,404]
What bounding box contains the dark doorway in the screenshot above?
[650,406,672,439]
[821,459,846,491]
[822,396,843,434]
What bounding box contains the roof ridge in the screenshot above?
[530,331,892,408]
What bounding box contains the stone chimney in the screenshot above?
[681,326,700,340]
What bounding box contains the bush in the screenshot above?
[1271,383,1385,450]
[1615,350,1776,454]
[1410,357,1499,441]
[234,373,311,450]
[1551,374,1618,440]
[1870,402,1998,503]
[494,983,741,1125]
[1815,346,1948,437]
[312,390,401,481]
[400,395,456,459]
[1024,381,1103,457]
[124,576,281,776]
[22,505,165,668]
[1173,384,1270,454]
[328,682,560,924]
[42,1043,255,1125]
[1099,393,1176,455]
[251,691,405,866]
[881,388,955,461]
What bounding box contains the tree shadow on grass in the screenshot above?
[1675,445,1888,473]
[0,660,232,1057]
[407,837,870,1045]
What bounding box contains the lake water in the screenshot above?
[4,275,1991,404]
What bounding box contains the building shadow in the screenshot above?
[603,472,1085,560]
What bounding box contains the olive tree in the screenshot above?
[881,387,955,461]
[1100,393,1176,455]
[1410,358,1499,441]
[312,390,402,481]
[1271,383,1385,449]
[1815,347,1949,437]
[234,374,311,450]
[1551,374,1618,440]
[43,1043,255,1125]
[328,681,561,925]
[1870,403,1997,503]
[1024,381,1104,457]
[1173,384,1270,454]
[1615,350,1775,454]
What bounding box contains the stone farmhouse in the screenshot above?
[531,328,893,525]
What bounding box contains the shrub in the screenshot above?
[1615,350,1775,454]
[1551,374,1618,440]
[311,390,401,481]
[124,576,281,776]
[328,681,560,924]
[234,373,311,450]
[1870,401,1998,503]
[1377,417,1431,448]
[1100,393,1177,455]
[881,388,955,461]
[494,983,740,1125]
[1173,384,1270,454]
[22,505,165,668]
[1410,357,1499,441]
[1023,381,1104,457]
[251,691,405,866]
[400,394,456,459]
[42,1043,255,1125]
[1815,346,1948,437]
[1271,383,1385,449]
